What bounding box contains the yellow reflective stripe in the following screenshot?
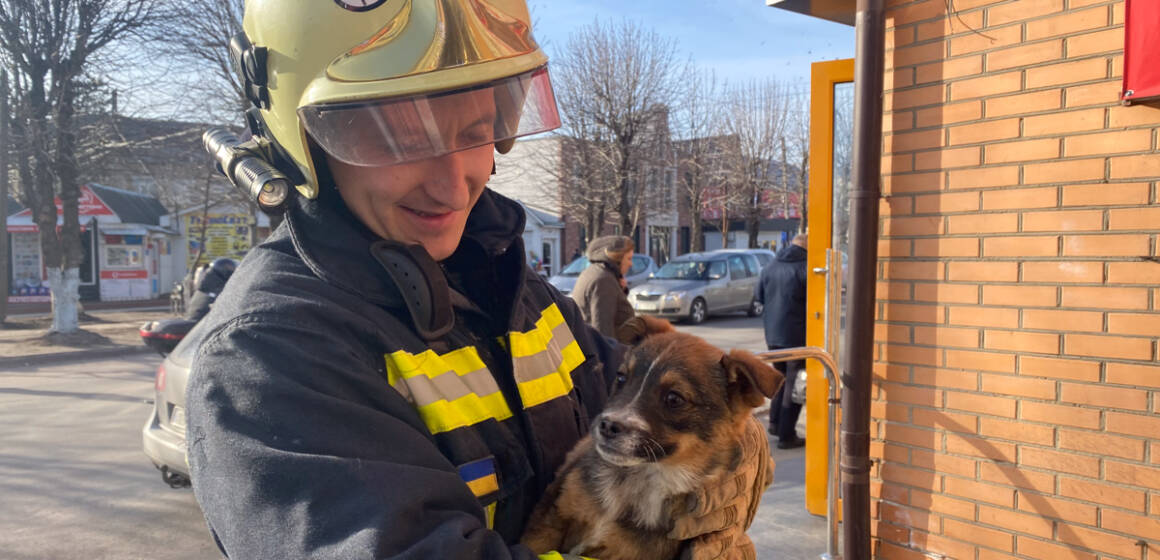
[509,304,587,408]
[509,303,567,358]
[385,347,512,435]
[537,553,595,560]
[412,390,512,434]
[486,503,496,530]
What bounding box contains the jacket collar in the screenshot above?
[286,185,527,310]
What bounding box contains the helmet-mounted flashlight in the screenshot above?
[203,128,292,214]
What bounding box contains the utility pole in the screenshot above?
[0,70,10,324]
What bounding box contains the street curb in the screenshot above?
[0,345,154,369]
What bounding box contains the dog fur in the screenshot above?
[520,319,783,560]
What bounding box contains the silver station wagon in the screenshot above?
[627,252,763,324]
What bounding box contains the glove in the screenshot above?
[670,415,774,560]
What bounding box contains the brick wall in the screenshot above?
[875,0,1160,558]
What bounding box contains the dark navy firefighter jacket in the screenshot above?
[186,186,619,559]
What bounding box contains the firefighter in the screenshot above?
[185,1,770,558]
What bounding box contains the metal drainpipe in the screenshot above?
[843,1,886,560]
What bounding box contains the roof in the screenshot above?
[88,183,169,225]
[520,202,564,228]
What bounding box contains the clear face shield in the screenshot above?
[299,67,559,168]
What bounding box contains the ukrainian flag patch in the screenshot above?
[459,457,499,501]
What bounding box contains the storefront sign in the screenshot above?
[183,213,252,268]
[100,270,148,280]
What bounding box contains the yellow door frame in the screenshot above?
[805,58,855,516]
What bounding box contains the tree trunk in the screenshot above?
[798,153,809,232]
[47,267,80,333]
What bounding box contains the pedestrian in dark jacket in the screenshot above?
[754,233,808,448]
[571,236,636,340]
[185,3,770,558]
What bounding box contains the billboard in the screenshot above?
[183,213,252,268]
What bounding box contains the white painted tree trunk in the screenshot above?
[47,267,80,333]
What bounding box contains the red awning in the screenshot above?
[1123,0,1160,103]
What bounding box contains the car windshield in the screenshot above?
[559,257,589,276]
[654,260,720,280]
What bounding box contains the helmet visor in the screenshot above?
[300,66,559,167]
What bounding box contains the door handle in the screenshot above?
[812,267,829,274]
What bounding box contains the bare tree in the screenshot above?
[672,67,726,252]
[720,78,792,248]
[0,0,158,332]
[552,19,683,237]
[149,0,244,123]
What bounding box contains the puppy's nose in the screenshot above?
[599,417,626,440]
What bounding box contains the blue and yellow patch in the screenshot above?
[458,457,499,501]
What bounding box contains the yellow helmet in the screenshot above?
[238,0,560,199]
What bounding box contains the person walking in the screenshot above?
[755,233,808,448]
[571,235,636,340]
[183,2,770,558]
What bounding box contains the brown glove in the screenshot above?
[670,415,774,560]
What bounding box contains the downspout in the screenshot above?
[843,1,885,560]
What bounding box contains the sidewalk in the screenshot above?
[0,309,166,367]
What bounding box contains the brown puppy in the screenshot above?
[521,321,783,560]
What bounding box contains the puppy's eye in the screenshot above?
[615,373,627,386]
[664,391,686,409]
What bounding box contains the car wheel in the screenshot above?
[748,299,764,317]
[688,298,707,324]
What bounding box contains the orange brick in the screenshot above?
[986,89,1062,118]
[950,23,1023,56]
[1022,107,1105,136]
[1106,362,1160,389]
[913,366,979,390]
[892,41,947,69]
[982,284,1057,307]
[949,165,1023,190]
[1059,428,1145,461]
[1061,287,1149,310]
[985,139,1062,165]
[1106,411,1160,439]
[916,10,985,42]
[884,171,945,194]
[881,462,941,490]
[879,501,937,530]
[1026,6,1111,41]
[882,344,942,367]
[883,302,947,324]
[978,505,1055,539]
[979,416,1055,444]
[1021,261,1102,283]
[884,261,944,281]
[1108,103,1160,127]
[914,326,980,348]
[1099,510,1160,543]
[1064,79,1123,108]
[1021,209,1104,232]
[1065,333,1153,360]
[945,390,1017,417]
[914,237,979,257]
[914,191,980,214]
[1059,477,1148,512]
[881,383,944,407]
[1107,312,1160,336]
[1064,129,1153,158]
[911,531,977,560]
[983,330,1060,355]
[1019,446,1100,478]
[881,422,940,450]
[889,0,953,26]
[1016,493,1098,526]
[916,55,983,84]
[944,517,1014,552]
[1063,234,1151,257]
[1113,1,1125,24]
[912,408,980,436]
[948,261,1019,282]
[916,99,982,127]
[1056,523,1146,558]
[890,84,945,110]
[950,117,1021,145]
[1026,58,1109,89]
[1106,262,1160,285]
[987,39,1063,71]
[879,238,913,258]
[947,432,1017,461]
[987,0,1063,26]
[949,305,1019,328]
[1066,27,1124,57]
[886,128,946,154]
[949,70,1023,101]
[980,461,1057,494]
[1023,158,1106,185]
[1061,381,1149,410]
[914,146,981,170]
[983,235,1059,257]
[885,215,944,236]
[1108,207,1160,229]
[1106,460,1160,490]
[876,322,914,343]
[948,212,1019,233]
[909,486,977,517]
[944,479,1016,509]
[877,281,913,301]
[978,548,1020,560]
[876,541,932,560]
[1109,153,1160,180]
[1015,536,1097,560]
[1019,355,1101,383]
[1062,183,1150,207]
[914,282,981,304]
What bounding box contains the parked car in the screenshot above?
[628,252,763,324]
[548,254,657,295]
[141,321,211,488]
[714,247,778,269]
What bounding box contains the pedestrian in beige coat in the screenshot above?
[572,236,636,339]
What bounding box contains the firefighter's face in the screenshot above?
[327,94,495,261]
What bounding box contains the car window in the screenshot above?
[756,254,773,268]
[629,256,650,276]
[559,257,589,276]
[743,255,761,276]
[728,256,748,279]
[708,261,727,279]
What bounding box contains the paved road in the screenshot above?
[0,355,220,560]
[0,316,825,559]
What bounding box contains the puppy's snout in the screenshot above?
[599,417,626,440]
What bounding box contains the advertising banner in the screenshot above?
[183,213,252,268]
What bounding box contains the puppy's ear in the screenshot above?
[721,349,784,409]
[615,315,675,345]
